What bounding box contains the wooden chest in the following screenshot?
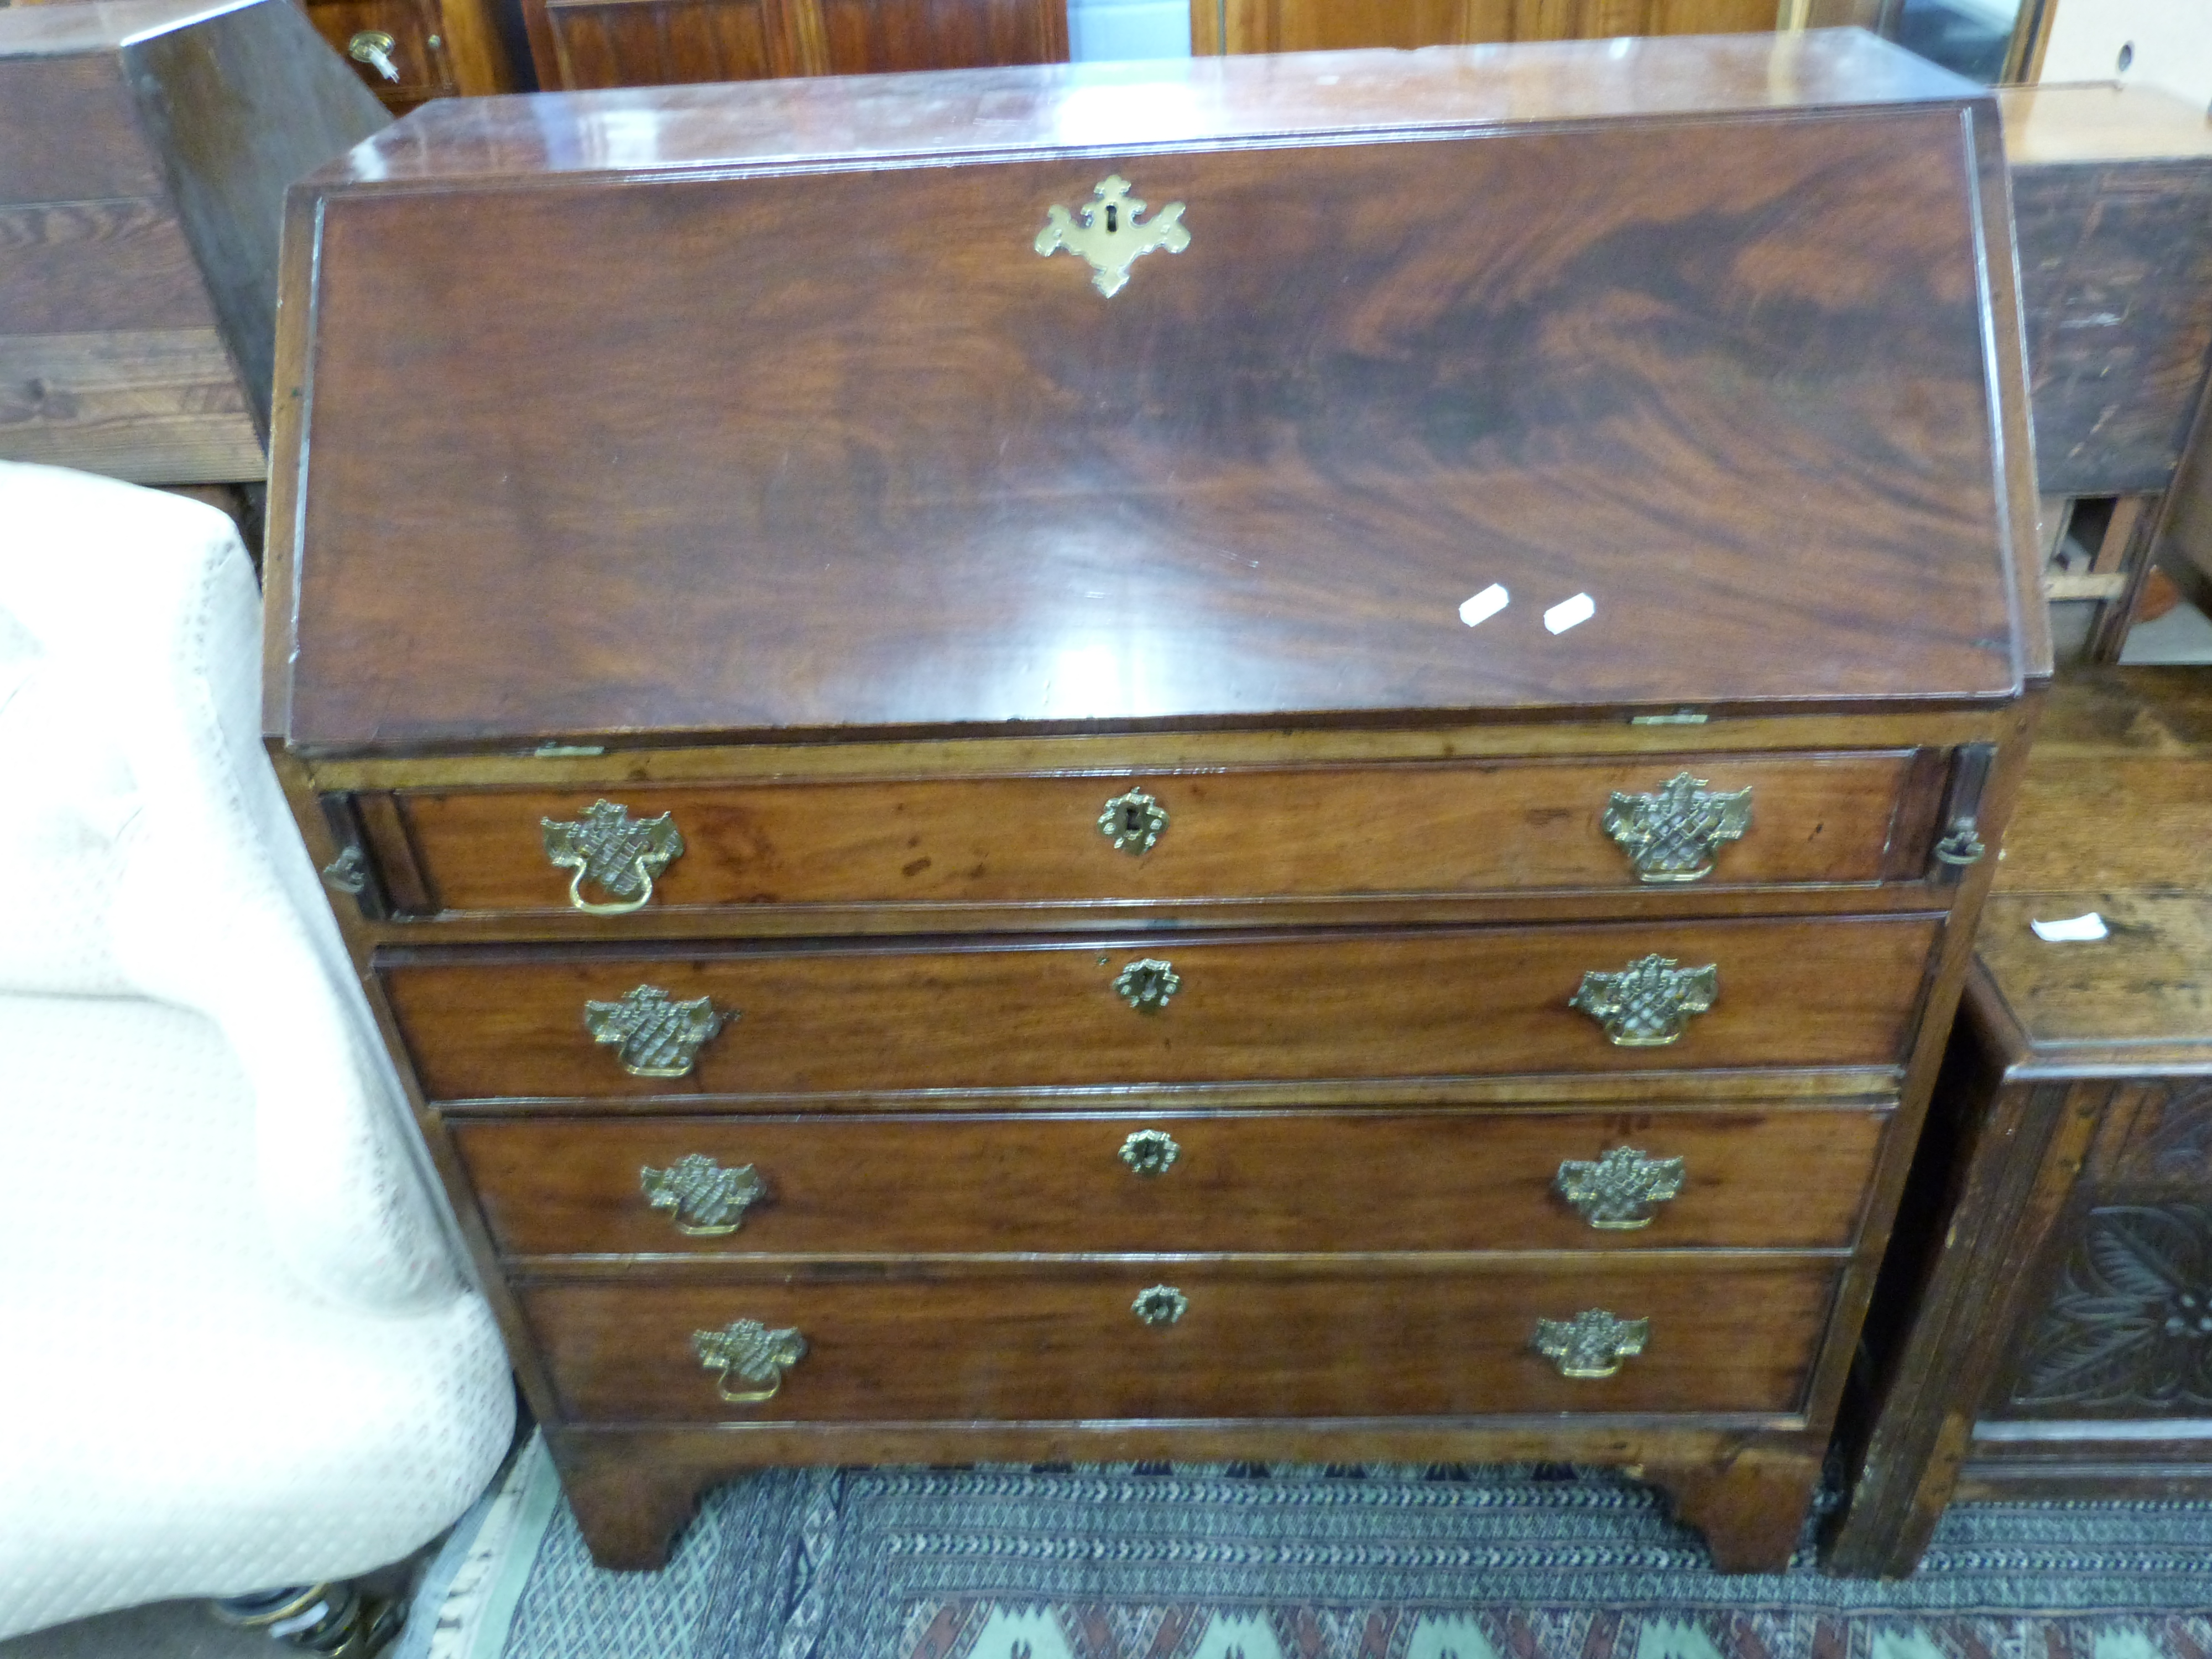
[0,0,385,485]
[1832,670,2212,1574]
[267,31,2048,1573]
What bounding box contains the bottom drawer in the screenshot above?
[523,1264,1838,1424]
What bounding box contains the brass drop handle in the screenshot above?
[641,1154,766,1235]
[692,1318,806,1404]
[585,985,728,1077]
[541,799,685,914]
[1132,1285,1188,1326]
[1569,953,1716,1047]
[1601,773,1752,883]
[1554,1147,1686,1229]
[1119,1129,1180,1177]
[1113,957,1180,1011]
[1534,1310,1648,1379]
[347,30,401,81]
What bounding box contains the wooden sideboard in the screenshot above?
[1831,671,2212,1574]
[267,33,2047,1572]
[0,0,384,485]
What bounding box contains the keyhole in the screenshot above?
[1123,805,1145,833]
[1105,204,1119,232]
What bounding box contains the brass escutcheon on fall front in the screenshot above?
[1554,1146,1687,1229]
[1533,1308,1650,1379]
[584,985,726,1076]
[1569,953,1718,1047]
[1114,958,1181,1011]
[1600,773,1752,883]
[641,1154,768,1235]
[691,1318,807,1404]
[1098,787,1168,855]
[1034,175,1190,298]
[541,799,685,914]
[1119,1128,1181,1177]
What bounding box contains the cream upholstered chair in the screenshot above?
[0,462,514,1637]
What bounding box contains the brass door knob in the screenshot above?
[347,30,401,81]
[1534,1309,1648,1379]
[691,1318,806,1404]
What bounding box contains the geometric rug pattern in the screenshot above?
[400,1439,2212,1659]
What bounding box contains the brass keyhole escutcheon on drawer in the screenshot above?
[1569,954,1717,1047]
[1554,1147,1686,1229]
[1133,1285,1188,1327]
[1119,1129,1180,1177]
[1601,773,1752,883]
[541,799,685,914]
[691,1318,806,1404]
[1533,1309,1648,1379]
[1034,174,1190,298]
[1113,958,1180,1012]
[585,985,727,1076]
[1098,787,1168,855]
[641,1154,766,1235]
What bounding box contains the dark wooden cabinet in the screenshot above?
[0,0,385,485]
[1832,671,2212,1575]
[523,0,1065,92]
[269,32,2046,1573]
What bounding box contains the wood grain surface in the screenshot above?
[521,1260,1839,1422]
[452,1103,1892,1258]
[381,915,1942,1101]
[393,751,1928,916]
[1192,0,1776,56]
[278,38,2026,749]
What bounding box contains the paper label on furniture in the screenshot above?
[2030,912,2107,942]
[1544,593,1595,634]
[1459,585,1509,627]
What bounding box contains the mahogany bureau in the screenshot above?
[265,32,2049,1572]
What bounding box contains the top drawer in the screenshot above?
[348,750,1940,918]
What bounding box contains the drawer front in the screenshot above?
[384,916,1940,1101]
[382,751,1934,915]
[522,1263,1838,1423]
[305,0,456,100]
[453,1105,1891,1258]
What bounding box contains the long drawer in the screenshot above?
[374,750,1940,915]
[452,1105,1892,1258]
[383,916,1942,1101]
[522,1262,1839,1423]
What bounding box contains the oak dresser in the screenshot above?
[267,32,2049,1572]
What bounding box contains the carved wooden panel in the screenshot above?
[534,0,1066,90]
[2011,1203,2212,1413]
[1192,0,1779,57]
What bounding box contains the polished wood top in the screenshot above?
[1998,82,2212,168]
[0,0,263,55]
[315,30,1978,182]
[271,32,2042,752]
[1976,670,2212,1067]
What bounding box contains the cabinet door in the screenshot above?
[1191,0,1779,56]
[304,0,515,107]
[533,0,1067,90]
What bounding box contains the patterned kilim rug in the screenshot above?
[395,1436,2212,1659]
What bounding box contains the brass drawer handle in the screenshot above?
[1098,786,1168,855]
[1119,1129,1180,1177]
[641,1154,766,1235]
[1601,773,1751,883]
[541,799,684,914]
[321,844,369,894]
[1534,1309,1648,1379]
[1035,174,1189,298]
[585,985,727,1077]
[692,1318,806,1404]
[1569,953,1716,1047]
[346,30,401,81]
[1113,957,1180,1012]
[1133,1285,1188,1326]
[1554,1147,1686,1229]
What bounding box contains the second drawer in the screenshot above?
[451,1104,1892,1258]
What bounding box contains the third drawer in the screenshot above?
[450,1104,1893,1258]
